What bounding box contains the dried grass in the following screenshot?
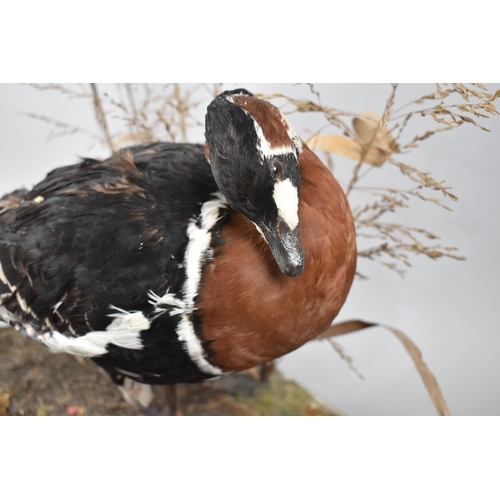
[23,83,216,148]
[317,320,450,416]
[262,83,498,277]
[26,83,499,278]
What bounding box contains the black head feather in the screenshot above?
[205,90,304,277]
[205,91,278,226]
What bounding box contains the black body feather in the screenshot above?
[0,143,227,385]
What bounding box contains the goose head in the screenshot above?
[205,89,304,277]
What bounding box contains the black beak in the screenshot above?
[260,218,304,277]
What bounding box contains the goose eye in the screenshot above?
[272,161,282,180]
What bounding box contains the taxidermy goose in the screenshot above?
[0,89,356,411]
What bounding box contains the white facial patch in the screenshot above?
[273,179,299,230]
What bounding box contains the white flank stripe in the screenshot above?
[273,179,300,230]
[38,308,149,357]
[1,258,149,358]
[177,316,222,375]
[148,194,226,376]
[182,196,224,307]
[178,195,225,375]
[107,306,151,332]
[39,328,143,357]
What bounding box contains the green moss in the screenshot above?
[233,371,342,416]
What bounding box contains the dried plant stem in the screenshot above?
[173,83,188,142]
[326,338,364,380]
[316,320,451,416]
[125,83,139,129]
[90,83,114,153]
[21,113,101,141]
[345,84,398,196]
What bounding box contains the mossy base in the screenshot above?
[0,327,341,416]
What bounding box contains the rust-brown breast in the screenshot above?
[196,145,357,372]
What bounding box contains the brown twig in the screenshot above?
[316,320,451,416]
[90,83,114,153]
